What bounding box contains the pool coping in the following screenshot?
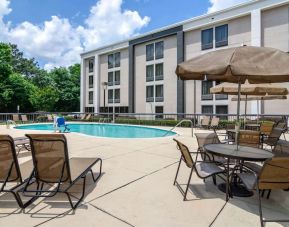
[12,122,182,140]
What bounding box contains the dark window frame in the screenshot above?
[146,85,154,102]
[201,28,213,50]
[108,72,114,86]
[201,105,213,114]
[215,24,228,48]
[114,71,120,85]
[155,84,164,102]
[155,63,163,81]
[146,65,154,82]
[88,75,93,88]
[88,91,93,104]
[108,54,114,69]
[155,41,164,59]
[88,59,94,73]
[201,81,213,100]
[146,43,154,61]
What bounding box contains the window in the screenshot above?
[155,41,164,59]
[201,81,213,100]
[108,89,114,103]
[114,89,120,103]
[146,44,154,61]
[146,86,154,102]
[202,105,213,114]
[215,24,228,48]
[114,52,121,67]
[216,105,228,119]
[89,59,94,73]
[85,107,94,113]
[201,28,213,50]
[89,75,93,88]
[155,85,164,102]
[155,63,163,81]
[155,106,163,119]
[108,54,114,69]
[114,71,120,85]
[88,91,93,104]
[108,72,114,86]
[146,65,154,82]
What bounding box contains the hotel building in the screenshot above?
[80,0,289,117]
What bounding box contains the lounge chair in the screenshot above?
[12,114,20,122]
[80,114,87,120]
[21,115,29,124]
[22,134,102,209]
[85,114,91,121]
[56,117,70,133]
[173,138,225,200]
[47,114,53,122]
[14,136,31,152]
[235,157,289,227]
[0,135,36,208]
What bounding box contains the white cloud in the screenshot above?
[208,0,250,13]
[0,0,150,69]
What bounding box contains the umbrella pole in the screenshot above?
[244,95,248,129]
[236,80,241,150]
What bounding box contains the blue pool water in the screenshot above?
[15,123,176,138]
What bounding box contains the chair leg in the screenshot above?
[65,175,87,210]
[90,159,102,182]
[212,175,216,185]
[174,158,182,186]
[266,190,271,199]
[256,185,265,227]
[184,168,194,201]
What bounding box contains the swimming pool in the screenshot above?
[15,123,176,138]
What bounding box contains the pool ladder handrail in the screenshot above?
[164,119,194,137]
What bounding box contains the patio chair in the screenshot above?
[235,157,289,227]
[209,117,220,131]
[0,135,36,208]
[275,122,288,140]
[56,117,70,133]
[173,139,225,200]
[197,116,210,129]
[262,127,283,150]
[273,140,289,157]
[22,134,102,209]
[238,130,261,148]
[260,121,274,136]
[195,132,226,163]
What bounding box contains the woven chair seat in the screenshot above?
[195,162,224,178]
[237,172,257,190]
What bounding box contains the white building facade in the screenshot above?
[80,0,289,116]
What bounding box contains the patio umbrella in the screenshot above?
[175,46,289,148]
[210,82,288,122]
[231,95,288,122]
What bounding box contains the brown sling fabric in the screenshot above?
[238,130,260,148]
[0,135,20,182]
[259,157,289,189]
[173,139,194,168]
[26,134,71,183]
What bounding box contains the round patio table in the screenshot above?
[204,144,273,201]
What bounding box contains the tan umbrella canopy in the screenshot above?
[175,46,289,148]
[176,46,289,83]
[210,82,289,96]
[231,95,287,101]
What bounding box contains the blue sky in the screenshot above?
[0,0,248,69]
[5,0,210,32]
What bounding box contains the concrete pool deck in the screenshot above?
[0,124,289,227]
